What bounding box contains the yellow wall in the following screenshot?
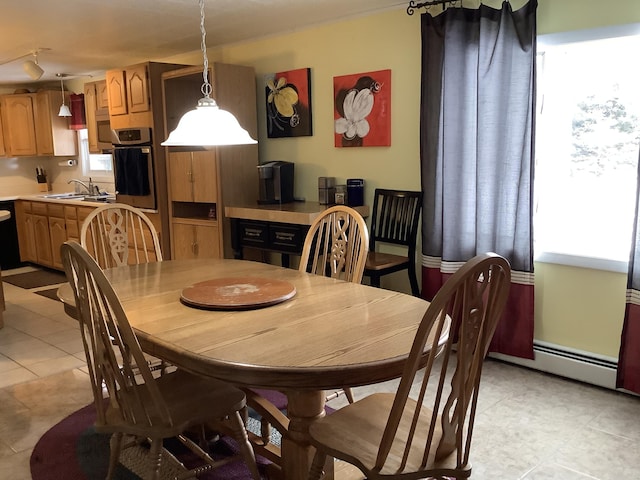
[163,0,640,358]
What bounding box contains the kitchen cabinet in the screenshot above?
[15,200,99,270]
[1,94,37,156]
[0,91,77,157]
[162,63,259,259]
[84,80,109,153]
[107,63,150,115]
[171,220,220,260]
[169,151,218,203]
[0,103,5,156]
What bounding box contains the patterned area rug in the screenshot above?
[2,269,67,289]
[30,403,274,480]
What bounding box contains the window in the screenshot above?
[534,26,640,272]
[77,129,113,180]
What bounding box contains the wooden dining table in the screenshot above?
[58,258,447,480]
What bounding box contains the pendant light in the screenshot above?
[57,74,71,117]
[162,0,256,147]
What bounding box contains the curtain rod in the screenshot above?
[406,0,458,15]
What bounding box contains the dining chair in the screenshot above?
[246,206,370,461]
[363,189,423,297]
[60,241,260,480]
[80,203,162,268]
[307,253,511,480]
[81,203,167,375]
[299,204,369,284]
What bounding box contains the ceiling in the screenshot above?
[0,0,407,87]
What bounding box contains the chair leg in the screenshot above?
[344,387,355,404]
[107,433,123,480]
[308,449,328,480]
[148,438,163,480]
[228,410,261,480]
[408,265,420,297]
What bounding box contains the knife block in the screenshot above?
[37,182,51,192]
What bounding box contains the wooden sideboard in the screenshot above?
[225,202,369,268]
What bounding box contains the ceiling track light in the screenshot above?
[23,51,44,80]
[162,0,256,147]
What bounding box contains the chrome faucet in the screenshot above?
[68,178,99,195]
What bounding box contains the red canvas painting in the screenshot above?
[265,67,313,138]
[333,69,391,147]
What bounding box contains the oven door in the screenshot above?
[113,146,156,210]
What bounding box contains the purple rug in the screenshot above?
[30,403,273,480]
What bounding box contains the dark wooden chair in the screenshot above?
[307,253,511,480]
[61,241,260,480]
[364,189,423,296]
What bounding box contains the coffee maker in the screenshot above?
[257,161,295,204]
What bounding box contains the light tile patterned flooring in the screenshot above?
[0,266,639,479]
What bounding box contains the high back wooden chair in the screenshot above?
[307,253,511,480]
[80,203,162,269]
[364,189,423,296]
[61,241,260,480]
[299,205,369,284]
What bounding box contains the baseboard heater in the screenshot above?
[489,340,618,390]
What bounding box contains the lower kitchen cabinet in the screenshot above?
[172,220,220,260]
[15,200,97,270]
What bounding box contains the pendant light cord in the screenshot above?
[59,76,66,106]
[199,0,212,99]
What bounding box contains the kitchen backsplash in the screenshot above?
[0,156,115,197]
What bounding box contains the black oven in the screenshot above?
[112,127,156,210]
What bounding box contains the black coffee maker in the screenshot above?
[257,161,295,204]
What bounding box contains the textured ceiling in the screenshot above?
[0,0,407,86]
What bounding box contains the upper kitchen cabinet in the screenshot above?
[0,90,77,157]
[84,80,110,154]
[106,62,186,130]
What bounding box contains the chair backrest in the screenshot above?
[80,203,162,269]
[61,241,172,430]
[376,253,511,473]
[299,205,369,283]
[369,189,422,253]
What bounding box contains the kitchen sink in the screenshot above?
[41,193,86,199]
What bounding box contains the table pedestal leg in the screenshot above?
[283,390,334,480]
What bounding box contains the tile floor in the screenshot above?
[1,265,639,479]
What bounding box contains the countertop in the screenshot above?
[225,202,370,225]
[2,193,157,213]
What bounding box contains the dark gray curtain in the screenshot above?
[420,1,537,358]
[618,148,640,393]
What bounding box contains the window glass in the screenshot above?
[78,129,113,180]
[534,32,640,269]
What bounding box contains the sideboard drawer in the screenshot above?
[269,223,304,253]
[238,221,268,248]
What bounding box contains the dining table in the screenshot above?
[58,257,448,480]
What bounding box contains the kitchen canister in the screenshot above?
[346,179,364,207]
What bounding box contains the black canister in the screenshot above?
[346,179,364,207]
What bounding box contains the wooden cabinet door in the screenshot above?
[96,80,109,109]
[35,91,54,155]
[0,102,5,156]
[172,222,220,259]
[1,94,37,156]
[33,214,53,266]
[169,151,195,202]
[106,70,128,116]
[49,216,67,269]
[126,65,150,113]
[15,202,37,263]
[84,83,99,153]
[192,151,218,203]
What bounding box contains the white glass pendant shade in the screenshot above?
[162,97,256,146]
[58,104,72,117]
